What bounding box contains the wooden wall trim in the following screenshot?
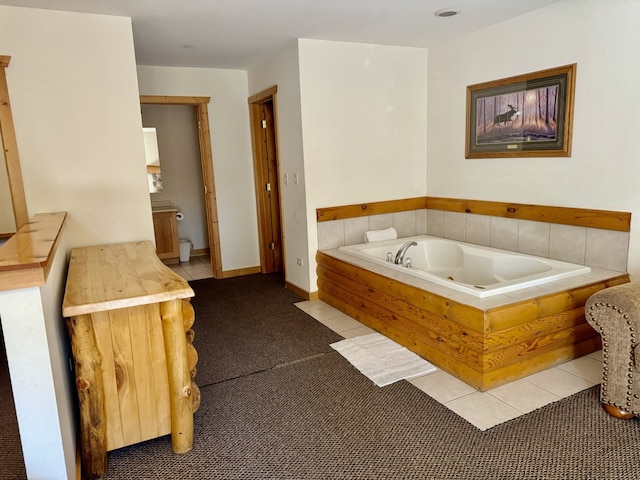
[425,197,631,232]
[140,95,211,105]
[248,85,277,104]
[316,196,630,232]
[316,197,427,222]
[220,265,261,279]
[285,280,315,301]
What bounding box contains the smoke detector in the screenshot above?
[434,8,461,17]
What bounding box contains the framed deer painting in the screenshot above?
[465,64,576,158]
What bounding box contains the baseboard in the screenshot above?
[221,266,261,278]
[191,247,210,257]
[217,269,318,303]
[285,281,318,301]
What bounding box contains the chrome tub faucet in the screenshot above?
[394,241,417,265]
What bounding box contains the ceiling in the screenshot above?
[0,0,561,70]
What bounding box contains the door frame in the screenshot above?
[248,85,285,274]
[140,95,223,278]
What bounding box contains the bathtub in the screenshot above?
[337,235,591,298]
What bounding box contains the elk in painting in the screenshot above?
[493,104,518,126]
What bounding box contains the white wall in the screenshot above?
[1,7,154,249]
[248,42,309,290]
[137,65,259,272]
[0,232,73,480]
[0,259,71,479]
[249,40,429,292]
[298,39,429,291]
[427,0,640,277]
[0,6,157,478]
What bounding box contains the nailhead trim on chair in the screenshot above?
[588,301,637,415]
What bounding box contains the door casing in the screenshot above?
[140,95,223,278]
[248,86,285,274]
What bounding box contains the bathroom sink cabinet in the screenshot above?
[152,208,179,264]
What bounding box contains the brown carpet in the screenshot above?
[189,273,344,386]
[3,273,640,479]
[101,273,640,480]
[100,353,640,480]
[0,327,26,480]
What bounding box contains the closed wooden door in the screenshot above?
[258,101,283,273]
[249,87,284,275]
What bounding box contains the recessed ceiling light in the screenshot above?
[434,8,461,17]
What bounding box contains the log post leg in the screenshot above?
[160,299,193,454]
[66,314,107,479]
[183,300,200,413]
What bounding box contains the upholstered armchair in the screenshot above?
[585,281,640,419]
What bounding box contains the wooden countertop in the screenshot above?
[0,211,67,292]
[62,240,194,317]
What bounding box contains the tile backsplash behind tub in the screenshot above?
[317,208,629,272]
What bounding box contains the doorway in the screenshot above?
[249,86,284,274]
[140,95,223,278]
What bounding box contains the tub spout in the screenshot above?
[394,241,417,265]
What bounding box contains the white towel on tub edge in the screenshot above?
[363,227,398,243]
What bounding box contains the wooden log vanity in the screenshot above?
[62,240,199,479]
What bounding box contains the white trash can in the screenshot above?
[179,240,192,262]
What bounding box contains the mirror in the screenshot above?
[143,127,163,193]
[0,55,28,235]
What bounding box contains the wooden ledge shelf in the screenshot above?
[0,211,67,291]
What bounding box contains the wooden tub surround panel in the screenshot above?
[316,198,630,390]
[63,241,198,479]
[316,251,629,391]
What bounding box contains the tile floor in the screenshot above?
[169,255,214,281]
[171,260,603,431]
[295,298,603,431]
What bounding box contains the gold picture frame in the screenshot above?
[465,64,576,158]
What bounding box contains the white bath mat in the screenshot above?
[330,332,437,387]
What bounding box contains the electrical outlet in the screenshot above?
[296,258,303,266]
[284,173,289,185]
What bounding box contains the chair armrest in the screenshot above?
[586,281,640,321]
[585,281,640,415]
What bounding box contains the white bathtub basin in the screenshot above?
[337,235,591,298]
